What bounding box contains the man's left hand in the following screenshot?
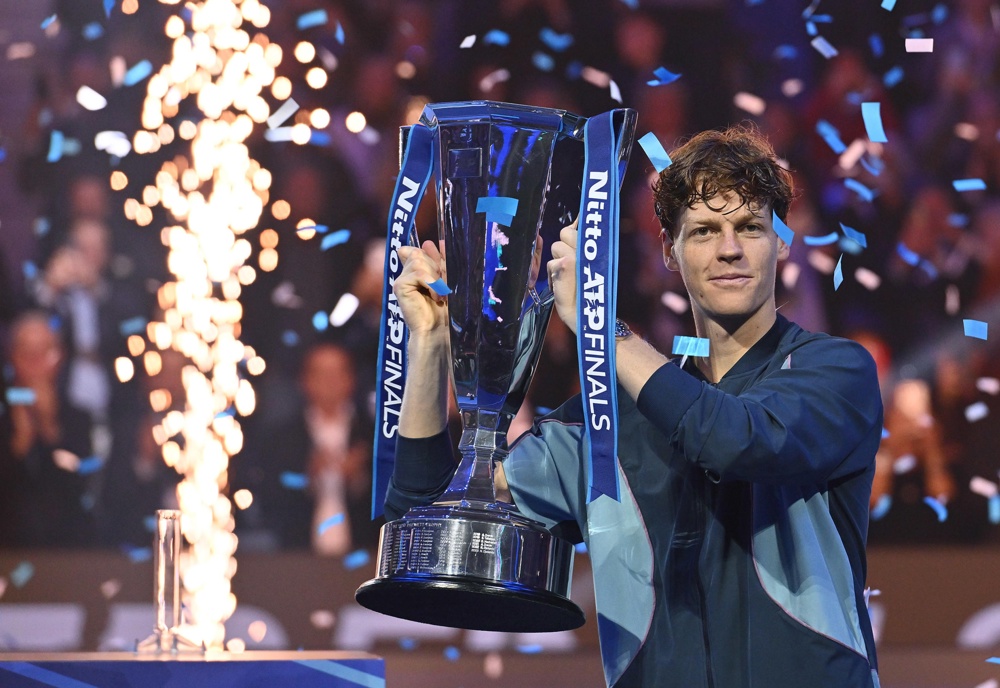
[548,221,578,335]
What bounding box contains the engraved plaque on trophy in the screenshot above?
[356,101,636,632]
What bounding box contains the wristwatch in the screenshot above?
[614,318,633,340]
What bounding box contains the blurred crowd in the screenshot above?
[0,0,998,553]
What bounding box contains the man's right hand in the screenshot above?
[394,240,449,337]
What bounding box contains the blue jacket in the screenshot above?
[387,315,884,687]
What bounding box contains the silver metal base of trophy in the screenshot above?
[355,505,585,632]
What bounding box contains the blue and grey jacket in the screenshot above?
[387,315,884,687]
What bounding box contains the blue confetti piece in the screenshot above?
[123,60,153,87]
[881,427,890,439]
[517,644,544,654]
[637,131,671,173]
[870,494,892,520]
[806,21,818,36]
[859,153,885,177]
[811,36,839,59]
[483,29,510,46]
[816,120,847,154]
[399,637,418,651]
[672,336,710,357]
[0,147,6,163]
[833,254,844,290]
[861,102,889,143]
[335,21,345,44]
[803,232,839,246]
[282,330,300,347]
[953,178,987,192]
[476,196,518,226]
[539,27,574,52]
[883,66,904,88]
[532,52,555,72]
[989,495,1000,524]
[82,22,104,40]
[310,131,332,146]
[772,211,795,246]
[280,471,309,490]
[126,546,152,563]
[931,3,948,23]
[77,456,104,475]
[948,213,969,227]
[316,513,344,535]
[104,0,114,17]
[22,261,38,281]
[143,515,157,532]
[426,278,452,296]
[963,319,988,340]
[918,259,937,279]
[896,242,921,266]
[10,562,35,588]
[320,229,351,251]
[296,9,328,30]
[839,223,867,248]
[647,66,682,86]
[118,315,148,336]
[881,0,896,10]
[41,14,57,29]
[342,549,370,570]
[923,496,948,522]
[215,407,236,418]
[312,311,329,331]
[47,130,65,162]
[773,45,798,60]
[6,387,37,406]
[869,33,884,58]
[574,542,588,554]
[619,0,638,7]
[844,178,876,202]
[565,60,583,80]
[443,646,461,662]
[297,224,329,236]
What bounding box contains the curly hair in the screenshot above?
[652,123,794,239]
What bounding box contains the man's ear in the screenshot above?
[777,237,790,262]
[663,234,679,272]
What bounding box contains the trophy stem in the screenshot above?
[436,410,513,508]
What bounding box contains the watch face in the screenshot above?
[615,319,632,339]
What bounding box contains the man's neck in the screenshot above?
[692,305,777,383]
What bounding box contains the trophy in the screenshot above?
[356,101,636,633]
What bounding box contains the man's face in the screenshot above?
[663,192,788,332]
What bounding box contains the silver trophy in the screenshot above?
[356,101,636,632]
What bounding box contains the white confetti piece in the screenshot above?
[905,38,934,52]
[893,454,917,474]
[976,377,1000,395]
[854,267,881,290]
[965,401,989,422]
[970,476,999,498]
[76,85,107,111]
[781,262,801,289]
[811,36,839,59]
[267,98,299,129]
[310,609,335,629]
[609,79,622,103]
[661,291,689,314]
[733,91,766,116]
[101,579,122,599]
[459,34,476,48]
[807,249,836,274]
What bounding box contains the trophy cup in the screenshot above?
[356,101,636,632]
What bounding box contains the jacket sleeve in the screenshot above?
[635,338,883,484]
[383,432,457,521]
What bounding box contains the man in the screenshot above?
[386,125,883,687]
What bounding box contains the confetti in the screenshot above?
[672,336,710,357]
[94,130,132,157]
[296,224,329,237]
[734,92,766,116]
[923,496,948,522]
[894,454,917,474]
[609,80,622,103]
[881,0,896,10]
[10,562,34,588]
[483,30,510,46]
[101,579,122,599]
[312,311,329,331]
[844,178,876,202]
[840,223,868,248]
[280,471,309,490]
[398,637,418,651]
[104,0,114,17]
[816,120,847,154]
[316,513,344,536]
[123,60,153,87]
[970,476,999,498]
[539,27,574,52]
[443,646,461,662]
[870,494,892,520]
[532,52,555,72]
[896,242,921,266]
[6,387,37,405]
[833,254,844,290]
[854,267,881,290]
[22,261,38,280]
[459,35,475,48]
[965,402,989,422]
[661,292,689,314]
[637,132,671,172]
[861,102,888,143]
[426,279,451,296]
[953,178,987,192]
[46,130,65,162]
[329,293,359,327]
[76,86,107,111]
[334,21,345,45]
[267,98,299,129]
[988,657,1000,665]
[772,211,795,246]
[342,550,370,570]
[77,456,104,475]
[118,316,148,336]
[869,34,884,58]
[883,66,904,87]
[478,68,510,92]
[476,196,518,227]
[82,22,104,41]
[773,45,798,60]
[905,38,934,52]
[320,229,351,251]
[991,496,1000,524]
[296,9,328,30]
[282,330,300,346]
[964,319,988,340]
[976,377,1000,395]
[647,66,682,86]
[810,36,839,59]
[517,644,544,654]
[41,14,57,29]
[126,546,152,563]
[803,232,839,246]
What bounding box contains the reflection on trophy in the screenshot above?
[356,101,636,632]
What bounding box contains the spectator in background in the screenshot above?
[0,311,94,547]
[236,341,378,554]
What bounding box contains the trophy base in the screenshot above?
[355,505,585,632]
[355,576,584,632]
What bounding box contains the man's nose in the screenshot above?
[717,229,744,260]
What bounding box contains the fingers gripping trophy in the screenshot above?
[356,101,636,632]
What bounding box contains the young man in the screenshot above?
[387,125,883,687]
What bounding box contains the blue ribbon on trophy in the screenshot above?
[371,123,435,518]
[576,111,622,503]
